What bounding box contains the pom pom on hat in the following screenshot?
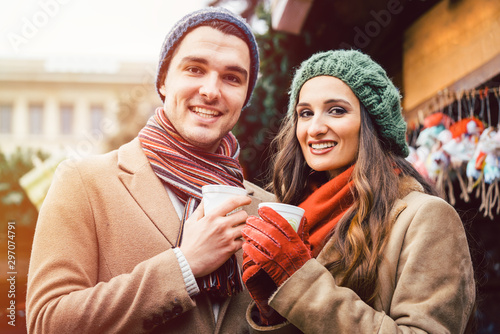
[288,49,409,157]
[156,7,260,110]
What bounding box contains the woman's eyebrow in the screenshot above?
[323,98,352,106]
[297,98,352,107]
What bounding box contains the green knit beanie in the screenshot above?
[288,49,409,157]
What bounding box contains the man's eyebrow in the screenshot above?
[226,65,248,81]
[179,56,208,66]
[180,56,248,81]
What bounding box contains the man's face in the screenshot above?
[159,26,251,153]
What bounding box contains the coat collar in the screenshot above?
[117,138,181,247]
[116,138,253,329]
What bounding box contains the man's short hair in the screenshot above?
[155,7,260,109]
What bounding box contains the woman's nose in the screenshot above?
[308,114,328,137]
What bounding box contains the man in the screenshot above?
[26,7,273,333]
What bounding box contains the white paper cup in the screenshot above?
[202,185,247,215]
[258,202,305,232]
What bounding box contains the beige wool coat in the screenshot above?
[26,138,275,334]
[247,177,476,334]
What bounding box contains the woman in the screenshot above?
[241,50,476,333]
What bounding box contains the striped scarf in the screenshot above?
[138,107,244,298]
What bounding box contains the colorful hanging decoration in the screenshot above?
[407,87,500,220]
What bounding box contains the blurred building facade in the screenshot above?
[0,57,160,158]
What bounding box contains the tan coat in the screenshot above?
[26,138,275,334]
[247,178,476,333]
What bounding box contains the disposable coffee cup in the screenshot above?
[258,202,305,232]
[202,185,247,215]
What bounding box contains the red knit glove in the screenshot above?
[242,206,311,324]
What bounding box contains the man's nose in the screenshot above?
[199,73,221,101]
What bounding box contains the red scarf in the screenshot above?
[299,165,355,256]
[138,107,244,298]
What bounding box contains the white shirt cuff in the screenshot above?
[173,247,200,296]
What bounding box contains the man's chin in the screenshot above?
[185,132,221,153]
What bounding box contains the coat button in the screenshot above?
[143,319,154,330]
[152,314,162,326]
[172,304,183,316]
[163,309,173,321]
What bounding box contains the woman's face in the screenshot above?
[295,76,361,179]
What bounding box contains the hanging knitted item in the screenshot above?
[449,117,484,140]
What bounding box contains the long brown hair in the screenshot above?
[268,103,436,306]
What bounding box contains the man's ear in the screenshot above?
[159,85,166,97]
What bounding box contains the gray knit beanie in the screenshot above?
[288,49,409,157]
[156,7,260,110]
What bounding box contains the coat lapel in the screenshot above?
[117,138,181,247]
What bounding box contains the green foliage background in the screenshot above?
[233,6,307,185]
[0,148,46,226]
